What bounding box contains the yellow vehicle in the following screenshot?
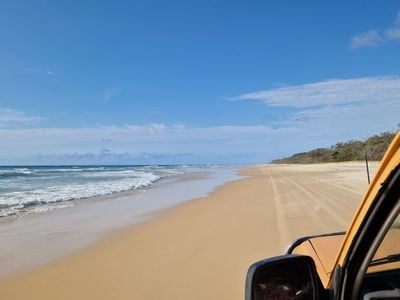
[246,132,400,300]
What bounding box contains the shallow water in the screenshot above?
[0,166,241,278]
[0,165,204,217]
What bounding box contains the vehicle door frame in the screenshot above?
[333,163,400,299]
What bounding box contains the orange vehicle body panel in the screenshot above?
[292,234,344,287]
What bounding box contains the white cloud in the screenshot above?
[0,124,296,164]
[233,76,400,108]
[233,76,399,152]
[350,10,400,48]
[384,27,400,41]
[349,30,384,49]
[1,75,399,164]
[46,71,57,76]
[396,11,400,25]
[284,101,399,138]
[0,108,44,127]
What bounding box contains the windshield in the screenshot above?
[368,211,400,273]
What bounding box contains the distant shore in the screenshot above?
[0,162,377,300]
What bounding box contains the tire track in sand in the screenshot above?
[271,169,349,229]
[266,170,291,250]
[285,169,364,226]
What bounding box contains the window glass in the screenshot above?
[368,212,400,273]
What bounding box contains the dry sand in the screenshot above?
[0,163,376,300]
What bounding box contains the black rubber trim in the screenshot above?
[363,289,400,300]
[285,231,346,255]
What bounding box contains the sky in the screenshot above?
[0,0,399,165]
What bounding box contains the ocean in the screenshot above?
[0,165,240,277]
[0,165,190,217]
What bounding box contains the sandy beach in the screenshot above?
[0,163,376,300]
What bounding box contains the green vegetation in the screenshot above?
[272,132,396,164]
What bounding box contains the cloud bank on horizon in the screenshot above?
[1,75,398,165]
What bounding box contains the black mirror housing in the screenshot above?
[245,255,327,300]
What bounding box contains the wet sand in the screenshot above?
[0,167,240,278]
[0,162,377,300]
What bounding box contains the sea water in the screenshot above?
[0,165,189,217]
[0,165,241,277]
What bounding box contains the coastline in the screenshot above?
[0,166,241,278]
[0,162,377,299]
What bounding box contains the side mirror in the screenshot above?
[245,255,327,300]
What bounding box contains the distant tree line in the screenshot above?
[272,131,396,164]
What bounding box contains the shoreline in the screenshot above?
[0,162,377,300]
[0,166,241,278]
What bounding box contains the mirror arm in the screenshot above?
[285,231,346,255]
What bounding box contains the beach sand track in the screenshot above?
[0,163,372,300]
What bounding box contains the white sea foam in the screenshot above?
[80,170,149,178]
[0,167,166,217]
[47,168,86,172]
[0,168,33,176]
[1,174,159,205]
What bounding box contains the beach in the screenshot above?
[0,163,376,299]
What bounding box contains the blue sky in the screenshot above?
[0,1,399,164]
